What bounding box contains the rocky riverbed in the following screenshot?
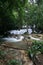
[0,45,33,65]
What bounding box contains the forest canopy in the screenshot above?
[0,0,43,34]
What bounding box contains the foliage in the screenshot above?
[0,50,6,59]
[36,0,43,5]
[0,0,28,34]
[0,0,43,34]
[25,1,43,32]
[24,3,38,25]
[27,41,43,59]
[7,59,22,65]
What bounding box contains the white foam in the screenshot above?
[2,36,24,42]
[9,29,32,34]
[29,35,40,40]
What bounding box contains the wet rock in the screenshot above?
[34,54,43,65]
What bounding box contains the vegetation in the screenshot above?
[0,0,28,34]
[0,0,43,34]
[7,59,22,65]
[28,41,43,60]
[0,49,22,65]
[0,50,6,59]
[24,0,43,32]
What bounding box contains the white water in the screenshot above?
[2,35,40,42]
[9,29,32,34]
[29,35,40,41]
[2,36,24,42]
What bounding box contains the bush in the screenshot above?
[27,41,43,59]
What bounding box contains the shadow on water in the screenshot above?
[0,38,4,42]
